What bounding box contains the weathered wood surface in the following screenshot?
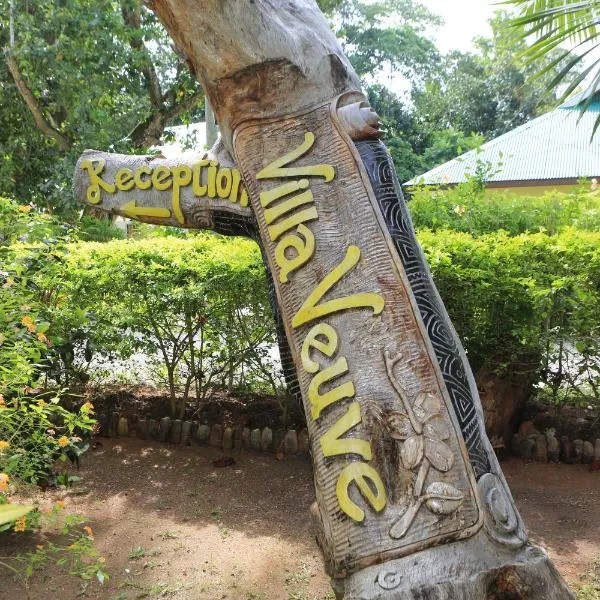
[74,143,253,235]
[73,0,573,597]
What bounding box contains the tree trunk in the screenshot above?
[477,358,539,450]
[77,1,573,597]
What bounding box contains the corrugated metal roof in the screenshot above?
[405,97,600,186]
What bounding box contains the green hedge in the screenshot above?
[409,183,600,236]
[48,235,279,417]
[418,227,600,404]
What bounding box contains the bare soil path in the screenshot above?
[0,440,598,599]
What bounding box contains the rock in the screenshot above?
[560,436,572,464]
[223,427,233,450]
[583,441,594,464]
[190,421,199,440]
[158,417,171,443]
[261,427,273,452]
[195,424,210,443]
[209,424,223,447]
[242,427,251,449]
[118,416,129,437]
[181,421,193,445]
[250,428,261,451]
[534,435,547,463]
[97,414,109,437]
[109,412,119,438]
[147,419,158,440]
[510,434,522,455]
[519,436,536,460]
[273,429,286,453]
[298,428,310,453]
[517,420,536,437]
[284,430,298,454]
[136,419,148,440]
[595,439,600,462]
[233,426,243,451]
[573,439,584,463]
[546,433,559,463]
[170,419,182,444]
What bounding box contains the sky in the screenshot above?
[420,0,497,53]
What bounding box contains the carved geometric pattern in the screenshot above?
[355,139,491,478]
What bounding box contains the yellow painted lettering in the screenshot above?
[292,246,385,328]
[80,159,115,204]
[256,132,335,182]
[275,224,315,284]
[134,165,152,190]
[240,189,249,207]
[308,357,355,420]
[264,190,314,226]
[216,168,233,199]
[268,207,318,242]
[336,462,387,522]
[207,161,218,198]
[115,168,135,191]
[152,166,172,191]
[301,322,339,374]
[320,402,371,460]
[192,160,209,196]
[229,168,242,203]
[171,165,192,224]
[260,179,309,208]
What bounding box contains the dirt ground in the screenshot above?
[0,439,598,600]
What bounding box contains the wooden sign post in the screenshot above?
[73,1,573,597]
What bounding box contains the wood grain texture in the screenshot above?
[233,98,482,577]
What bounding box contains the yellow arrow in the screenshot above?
[120,200,172,220]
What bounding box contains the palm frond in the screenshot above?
[505,0,600,134]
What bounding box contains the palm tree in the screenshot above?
[508,1,600,125]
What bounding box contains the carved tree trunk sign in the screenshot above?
[73,1,573,597]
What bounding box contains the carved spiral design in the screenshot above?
[376,569,403,590]
[478,473,526,549]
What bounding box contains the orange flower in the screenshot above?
[83,525,94,538]
[18,204,32,213]
[55,500,66,509]
[21,316,36,333]
[0,473,9,492]
[0,441,9,451]
[14,517,26,532]
[0,395,5,408]
[37,333,48,343]
[57,436,69,448]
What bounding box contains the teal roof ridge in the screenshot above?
[405,105,600,186]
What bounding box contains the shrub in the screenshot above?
[408,182,600,236]
[50,235,281,417]
[0,197,95,484]
[418,227,600,406]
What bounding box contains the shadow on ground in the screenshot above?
[0,440,598,599]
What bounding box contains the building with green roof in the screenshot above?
[405,92,600,195]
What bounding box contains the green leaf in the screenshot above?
[0,504,35,527]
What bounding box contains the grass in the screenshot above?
[575,558,600,600]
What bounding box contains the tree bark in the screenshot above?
[6,54,72,152]
[76,1,573,597]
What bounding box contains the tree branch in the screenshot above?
[121,0,163,109]
[6,54,72,152]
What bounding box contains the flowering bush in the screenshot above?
[0,395,95,485]
[0,197,95,485]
